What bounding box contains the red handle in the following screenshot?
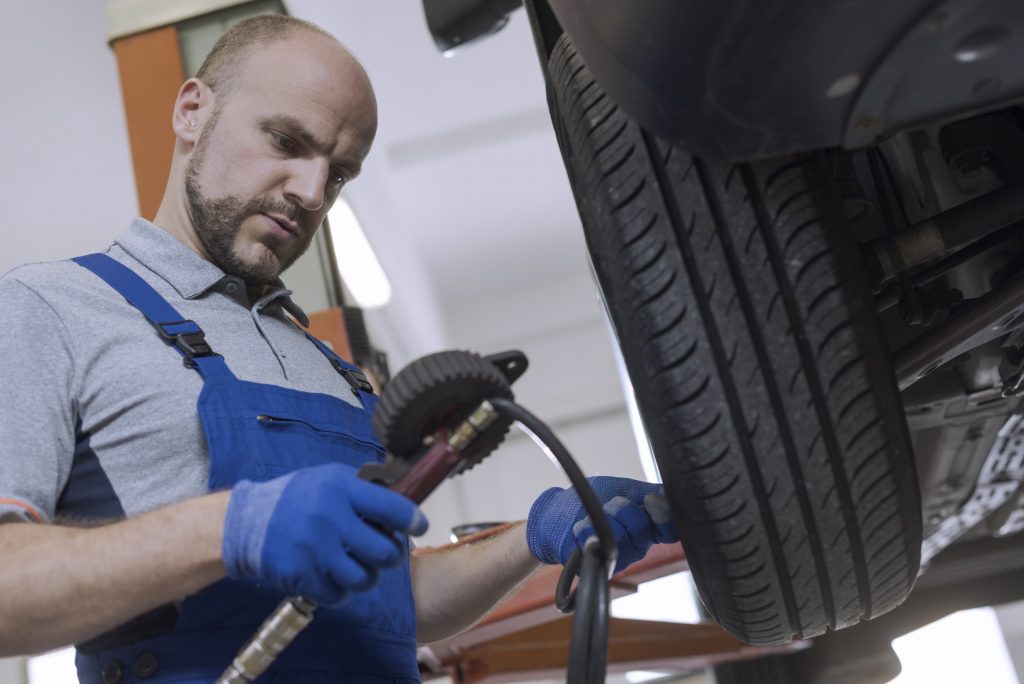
[388,430,467,504]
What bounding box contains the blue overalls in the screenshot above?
[70,254,420,683]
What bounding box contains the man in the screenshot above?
[0,15,676,683]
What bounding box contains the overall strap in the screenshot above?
[72,253,233,382]
[302,332,376,407]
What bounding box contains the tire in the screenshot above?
[546,34,922,645]
[712,654,802,684]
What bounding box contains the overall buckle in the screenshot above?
[330,358,374,395]
[153,320,218,368]
[344,368,374,394]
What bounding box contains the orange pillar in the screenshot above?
[111,26,184,219]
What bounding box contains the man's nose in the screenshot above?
[284,159,328,211]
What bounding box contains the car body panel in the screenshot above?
[543,0,1024,159]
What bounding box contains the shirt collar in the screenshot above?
[115,218,310,327]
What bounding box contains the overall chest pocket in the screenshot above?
[252,413,386,480]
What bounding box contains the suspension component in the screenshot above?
[894,271,1024,389]
[898,287,963,327]
[869,181,1024,280]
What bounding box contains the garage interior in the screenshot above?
[2,1,1024,682]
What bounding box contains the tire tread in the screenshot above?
[547,34,921,645]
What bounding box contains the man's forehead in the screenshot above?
[227,35,377,147]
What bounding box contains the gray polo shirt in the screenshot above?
[0,219,361,524]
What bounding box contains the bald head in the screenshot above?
[196,15,368,104]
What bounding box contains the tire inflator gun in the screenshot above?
[217,349,619,684]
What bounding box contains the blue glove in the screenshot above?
[222,462,428,605]
[526,476,677,573]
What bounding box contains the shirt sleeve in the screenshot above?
[0,275,77,524]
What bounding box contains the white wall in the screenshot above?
[1,1,137,274]
[0,658,26,684]
[0,7,136,677]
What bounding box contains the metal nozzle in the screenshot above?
[448,401,499,452]
[216,596,317,684]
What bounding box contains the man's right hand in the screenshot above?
[222,462,428,605]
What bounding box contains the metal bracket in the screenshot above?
[894,270,1024,390]
[921,413,1024,567]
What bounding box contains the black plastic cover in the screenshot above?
[542,0,1024,160]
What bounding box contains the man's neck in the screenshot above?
[153,190,213,264]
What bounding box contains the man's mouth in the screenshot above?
[261,213,300,239]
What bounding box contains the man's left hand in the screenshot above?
[526,476,678,573]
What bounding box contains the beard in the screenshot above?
[184,116,316,286]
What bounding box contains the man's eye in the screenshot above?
[328,169,348,186]
[271,132,296,152]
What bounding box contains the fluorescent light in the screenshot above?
[327,197,392,308]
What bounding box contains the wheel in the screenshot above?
[373,350,514,472]
[712,654,802,684]
[546,34,922,645]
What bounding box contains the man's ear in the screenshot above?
[171,78,212,145]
